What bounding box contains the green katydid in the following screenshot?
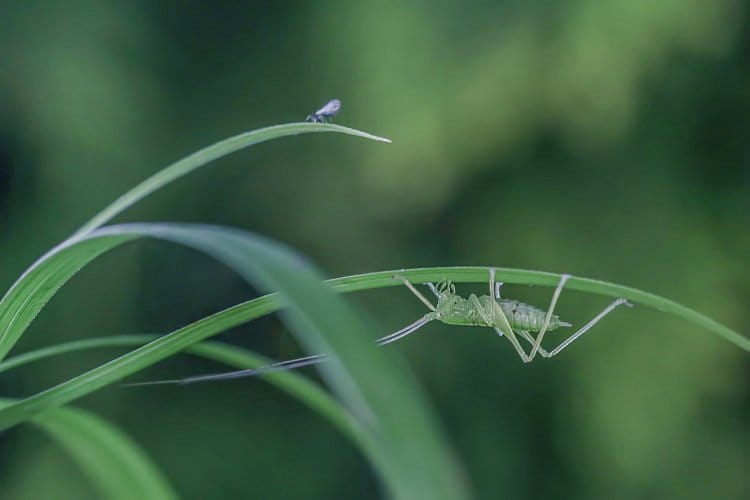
[125,269,630,386]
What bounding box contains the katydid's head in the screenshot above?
[434,280,457,319]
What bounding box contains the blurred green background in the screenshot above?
[1,1,749,498]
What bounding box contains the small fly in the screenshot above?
[306,99,341,123]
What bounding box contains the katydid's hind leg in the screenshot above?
[394,274,436,312]
[491,327,531,363]
[545,298,632,357]
[475,290,532,363]
[527,274,571,361]
[486,269,534,362]
[515,329,552,358]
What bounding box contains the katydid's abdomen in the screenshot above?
[497,299,571,331]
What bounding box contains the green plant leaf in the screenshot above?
[325,267,750,352]
[0,335,162,375]
[1,233,746,436]
[0,400,178,500]
[0,223,471,500]
[0,335,361,448]
[3,234,746,436]
[1,230,745,498]
[74,122,390,236]
[0,122,390,362]
[0,233,139,361]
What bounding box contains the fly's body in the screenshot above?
[306,99,341,123]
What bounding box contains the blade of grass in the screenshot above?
[0,235,744,498]
[0,223,471,500]
[0,400,178,500]
[73,123,390,237]
[0,122,390,362]
[0,335,161,375]
[0,337,386,493]
[1,232,745,497]
[3,231,745,366]
[0,234,139,361]
[0,116,741,499]
[0,225,744,473]
[0,236,746,432]
[325,268,750,352]
[0,335,363,449]
[2,231,745,425]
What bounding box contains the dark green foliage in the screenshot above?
[1,2,749,498]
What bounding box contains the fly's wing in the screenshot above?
[315,98,341,117]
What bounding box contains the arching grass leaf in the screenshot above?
[0,400,178,500]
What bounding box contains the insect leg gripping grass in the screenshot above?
[124,269,631,387]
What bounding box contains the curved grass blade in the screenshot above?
[0,225,744,439]
[0,227,744,496]
[2,244,746,430]
[324,268,750,352]
[0,223,471,500]
[0,335,362,448]
[0,335,161,375]
[4,234,745,370]
[73,123,390,237]
[0,400,177,500]
[0,122,390,362]
[0,233,139,361]
[1,248,746,433]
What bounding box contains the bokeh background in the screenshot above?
[1,1,749,498]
